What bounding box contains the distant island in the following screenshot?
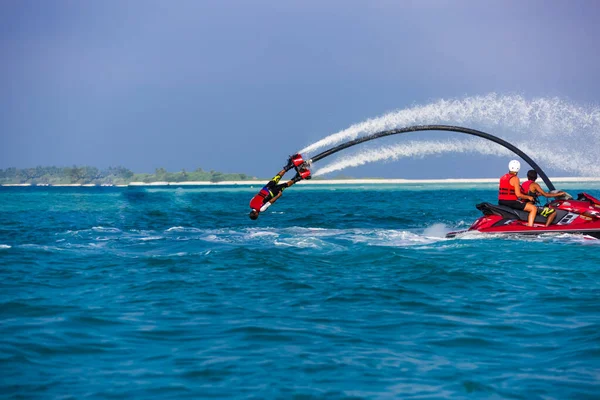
[2,167,598,187]
[0,166,260,185]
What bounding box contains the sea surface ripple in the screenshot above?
[1,184,599,399]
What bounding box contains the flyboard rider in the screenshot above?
[498,160,538,227]
[249,154,311,220]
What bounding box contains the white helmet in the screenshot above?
[508,160,521,173]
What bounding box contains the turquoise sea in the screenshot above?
[1,183,599,399]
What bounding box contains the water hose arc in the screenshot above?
[308,125,555,191]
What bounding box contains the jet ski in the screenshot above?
[447,192,600,239]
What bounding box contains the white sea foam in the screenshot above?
[0,244,11,249]
[423,223,452,239]
[201,234,231,244]
[246,231,279,238]
[165,226,203,233]
[274,237,332,249]
[301,94,600,176]
[92,226,121,233]
[349,229,446,247]
[139,236,164,241]
[20,244,65,252]
[165,226,452,248]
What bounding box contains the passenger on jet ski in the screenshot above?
[248,154,311,220]
[521,169,566,226]
[498,160,538,227]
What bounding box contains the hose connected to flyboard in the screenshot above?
[306,125,555,191]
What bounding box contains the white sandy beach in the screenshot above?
[4,177,599,187]
[127,177,600,186]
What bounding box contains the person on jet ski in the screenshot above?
[248,155,310,220]
[521,169,566,226]
[498,160,538,227]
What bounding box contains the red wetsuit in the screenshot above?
[249,174,288,211]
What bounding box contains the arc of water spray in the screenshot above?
[301,94,600,154]
[315,139,600,177]
[306,125,556,190]
[300,94,600,178]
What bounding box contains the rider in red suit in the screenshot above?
[249,155,310,220]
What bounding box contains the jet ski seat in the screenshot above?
[476,202,568,225]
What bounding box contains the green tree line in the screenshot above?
[133,167,255,183]
[0,166,257,185]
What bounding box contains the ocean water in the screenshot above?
[1,184,599,399]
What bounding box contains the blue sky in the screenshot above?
[1,0,599,178]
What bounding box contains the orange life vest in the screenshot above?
[498,173,518,201]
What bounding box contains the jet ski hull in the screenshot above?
[447,224,600,239]
[447,193,600,239]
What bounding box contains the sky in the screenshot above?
[1,0,599,178]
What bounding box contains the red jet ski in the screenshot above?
[447,192,600,239]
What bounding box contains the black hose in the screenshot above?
[309,125,555,191]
